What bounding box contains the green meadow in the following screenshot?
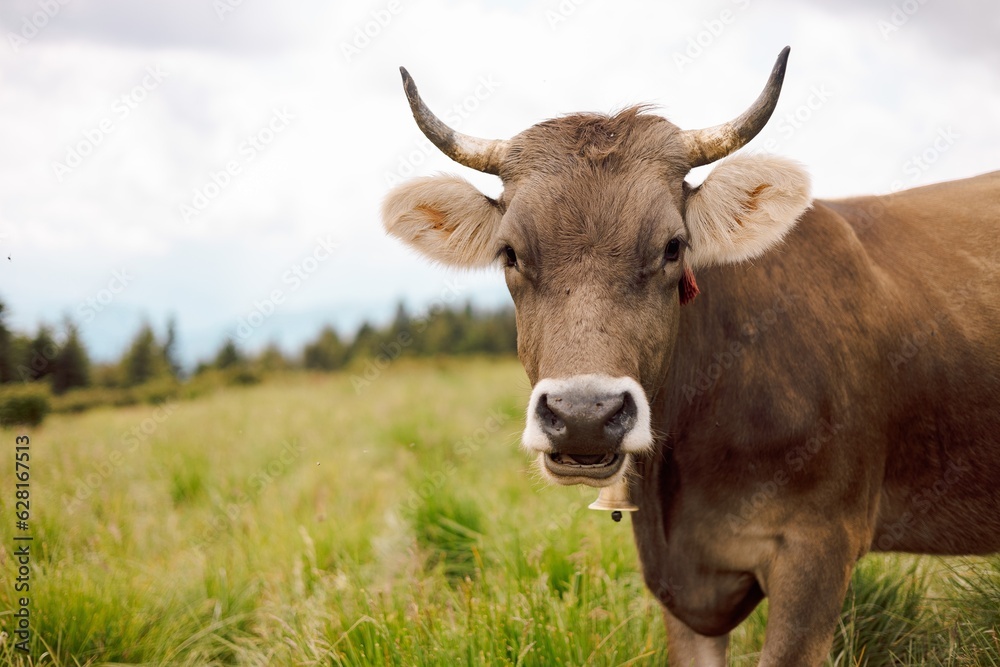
[1,357,998,665]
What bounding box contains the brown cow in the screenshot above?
[381,47,1000,665]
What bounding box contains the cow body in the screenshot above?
[382,49,1000,665]
[632,174,1000,649]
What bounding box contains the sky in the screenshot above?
[1,0,998,367]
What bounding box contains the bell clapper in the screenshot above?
[588,480,638,522]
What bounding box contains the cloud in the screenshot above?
[1,0,998,366]
[791,0,1000,66]
[1,0,329,53]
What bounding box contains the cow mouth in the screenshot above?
[543,451,625,483]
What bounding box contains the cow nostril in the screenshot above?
[536,388,637,445]
[536,394,565,435]
[606,392,637,433]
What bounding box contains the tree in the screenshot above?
[256,342,292,373]
[162,315,182,378]
[91,362,123,388]
[420,308,464,354]
[121,322,165,386]
[388,301,411,339]
[8,334,33,383]
[21,325,59,383]
[51,318,90,394]
[303,326,348,371]
[0,300,12,384]
[348,322,380,360]
[214,339,243,370]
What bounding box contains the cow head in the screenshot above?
[382,48,810,489]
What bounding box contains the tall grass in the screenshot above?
[0,357,997,665]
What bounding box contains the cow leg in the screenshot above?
[757,534,855,667]
[664,607,728,667]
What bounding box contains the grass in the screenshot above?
[0,356,997,665]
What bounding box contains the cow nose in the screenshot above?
[536,390,637,454]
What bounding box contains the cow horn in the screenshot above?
[680,46,790,168]
[399,67,509,175]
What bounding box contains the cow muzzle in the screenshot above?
[522,375,653,487]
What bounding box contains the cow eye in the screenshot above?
[664,238,682,262]
[502,245,518,268]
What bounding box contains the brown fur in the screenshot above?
[632,176,1000,664]
[383,106,1000,665]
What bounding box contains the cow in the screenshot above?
[380,47,1000,665]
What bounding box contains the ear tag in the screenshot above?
[679,265,700,305]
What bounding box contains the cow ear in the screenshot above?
[684,154,811,269]
[382,175,504,268]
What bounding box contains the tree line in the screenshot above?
[0,299,516,401]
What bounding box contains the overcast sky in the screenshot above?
[1,0,998,365]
